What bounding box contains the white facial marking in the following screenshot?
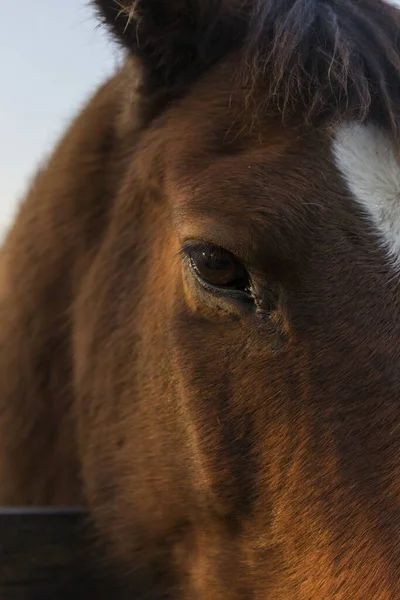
[333,123,400,265]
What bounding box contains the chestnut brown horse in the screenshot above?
[2,0,400,597]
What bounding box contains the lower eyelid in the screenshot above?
[190,262,253,301]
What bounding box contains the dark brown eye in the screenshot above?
[185,243,251,295]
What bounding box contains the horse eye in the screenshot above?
[185,243,250,294]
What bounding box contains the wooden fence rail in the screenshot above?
[0,507,118,599]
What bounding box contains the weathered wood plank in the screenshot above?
[0,508,117,599]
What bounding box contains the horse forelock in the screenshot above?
[237,0,400,144]
[95,0,400,144]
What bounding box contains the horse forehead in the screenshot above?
[332,123,400,265]
[165,107,311,198]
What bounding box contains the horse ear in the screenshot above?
[94,0,241,93]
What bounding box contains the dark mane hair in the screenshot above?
[241,0,400,140]
[95,0,400,140]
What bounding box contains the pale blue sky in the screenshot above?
[0,1,122,235]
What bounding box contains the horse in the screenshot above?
[2,0,400,597]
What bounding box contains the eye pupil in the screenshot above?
[202,250,231,272]
[187,244,250,293]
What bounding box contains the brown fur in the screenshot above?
[2,0,400,598]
